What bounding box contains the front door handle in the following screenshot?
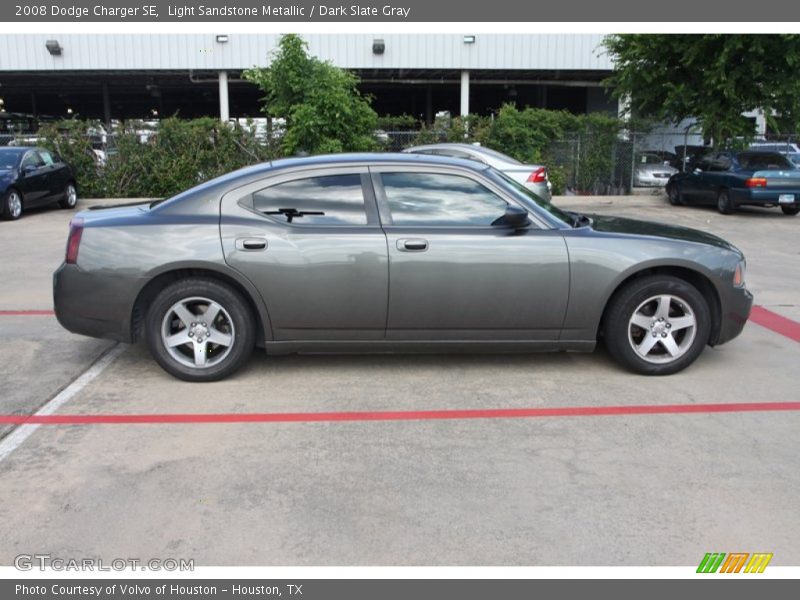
[235,238,268,251]
[397,238,428,252]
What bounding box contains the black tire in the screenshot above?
[603,275,711,376]
[58,182,78,209]
[781,205,800,216]
[716,189,734,215]
[667,183,683,206]
[1,188,23,220]
[145,278,255,382]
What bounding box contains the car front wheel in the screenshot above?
[1,189,23,220]
[603,275,711,375]
[145,278,255,381]
[667,183,683,206]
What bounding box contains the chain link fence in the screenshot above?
[382,129,707,195]
[9,119,800,197]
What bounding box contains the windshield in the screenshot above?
[737,152,793,170]
[638,154,663,165]
[491,169,572,225]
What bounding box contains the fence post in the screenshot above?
[629,132,635,193]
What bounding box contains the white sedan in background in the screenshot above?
[404,143,552,200]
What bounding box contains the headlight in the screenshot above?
[733,260,746,288]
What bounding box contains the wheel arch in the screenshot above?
[598,265,722,346]
[130,266,272,346]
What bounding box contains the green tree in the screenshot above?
[243,34,378,154]
[603,34,800,144]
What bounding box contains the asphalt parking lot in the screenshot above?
[0,194,798,566]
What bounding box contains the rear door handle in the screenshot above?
[397,238,428,252]
[235,238,267,251]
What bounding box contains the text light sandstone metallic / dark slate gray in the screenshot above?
[53,153,753,381]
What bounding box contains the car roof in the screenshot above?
[152,152,494,214]
[0,146,34,153]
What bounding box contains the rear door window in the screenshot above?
[253,173,368,226]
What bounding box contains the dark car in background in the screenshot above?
[666,151,800,216]
[53,153,751,382]
[0,146,78,220]
[672,145,712,172]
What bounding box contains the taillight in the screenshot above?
[527,167,547,184]
[65,217,84,264]
[745,177,767,188]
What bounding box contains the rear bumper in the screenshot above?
[713,285,754,346]
[732,189,800,206]
[53,263,136,343]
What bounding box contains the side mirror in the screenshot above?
[494,205,530,229]
[21,165,36,176]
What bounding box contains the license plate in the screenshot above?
[779,194,795,204]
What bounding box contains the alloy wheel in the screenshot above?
[160,296,236,369]
[7,192,22,219]
[627,294,697,364]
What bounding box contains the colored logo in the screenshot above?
[697,552,773,573]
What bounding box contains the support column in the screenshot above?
[218,71,230,123]
[102,83,111,125]
[460,70,470,117]
[425,85,433,125]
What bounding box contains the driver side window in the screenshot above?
[21,152,44,170]
[380,172,508,226]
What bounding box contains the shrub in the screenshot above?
[39,118,273,198]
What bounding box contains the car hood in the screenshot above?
[588,214,739,252]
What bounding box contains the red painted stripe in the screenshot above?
[749,306,800,343]
[0,309,54,316]
[1,402,798,425]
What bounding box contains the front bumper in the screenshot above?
[713,285,754,346]
[634,173,672,187]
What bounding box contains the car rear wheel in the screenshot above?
[1,189,23,220]
[667,183,683,206]
[717,189,734,215]
[145,278,255,381]
[603,275,711,375]
[58,183,78,209]
[781,205,799,216]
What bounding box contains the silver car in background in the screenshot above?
[403,143,552,200]
[634,153,678,187]
[54,153,751,382]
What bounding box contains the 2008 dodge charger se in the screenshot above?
[53,153,753,381]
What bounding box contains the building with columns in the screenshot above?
[0,34,618,124]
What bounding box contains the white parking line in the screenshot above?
[0,344,127,463]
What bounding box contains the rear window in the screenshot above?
[0,151,20,169]
[737,153,793,170]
